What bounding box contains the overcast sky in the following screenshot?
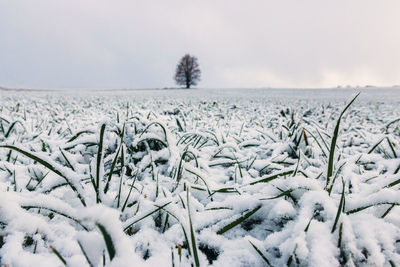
[0,0,399,89]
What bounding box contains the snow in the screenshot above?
[0,88,399,266]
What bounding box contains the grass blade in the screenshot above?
[187,189,200,267]
[78,240,95,267]
[385,117,400,133]
[260,189,294,201]
[327,162,346,195]
[249,240,272,266]
[381,204,395,218]
[96,123,106,203]
[104,124,125,194]
[123,202,171,232]
[22,205,88,231]
[248,170,294,186]
[217,205,262,235]
[386,137,397,158]
[121,170,139,212]
[5,121,23,138]
[59,148,75,171]
[368,138,385,154]
[66,130,94,143]
[0,145,86,206]
[338,222,343,248]
[50,245,67,266]
[96,223,116,261]
[155,206,192,257]
[327,93,359,183]
[346,202,399,214]
[331,179,345,233]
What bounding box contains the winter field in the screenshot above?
[0,88,400,266]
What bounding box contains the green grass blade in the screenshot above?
[104,124,125,194]
[117,171,123,208]
[0,116,10,124]
[386,137,397,158]
[66,130,94,143]
[331,179,345,233]
[50,245,67,266]
[139,121,168,143]
[96,123,106,203]
[368,138,385,154]
[304,129,327,157]
[248,170,294,185]
[176,118,184,132]
[123,202,171,232]
[154,205,192,257]
[117,146,126,208]
[5,121,23,138]
[78,240,95,267]
[346,202,399,214]
[381,204,395,218]
[387,178,400,187]
[103,142,121,194]
[13,170,17,191]
[0,145,86,206]
[171,246,175,267]
[59,148,75,171]
[121,170,139,212]
[327,93,360,183]
[316,128,330,152]
[385,117,400,133]
[187,189,200,267]
[249,240,272,266]
[217,205,262,235]
[260,189,294,201]
[328,162,346,195]
[293,152,301,176]
[22,205,88,231]
[96,223,116,261]
[338,222,343,248]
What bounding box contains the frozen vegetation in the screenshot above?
[0,88,400,266]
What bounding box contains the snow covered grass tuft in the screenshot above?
[0,89,399,266]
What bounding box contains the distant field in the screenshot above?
[0,88,399,266]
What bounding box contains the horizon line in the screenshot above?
[1,85,399,92]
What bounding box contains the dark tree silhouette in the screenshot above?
[174,54,201,88]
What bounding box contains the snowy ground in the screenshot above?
[0,88,400,266]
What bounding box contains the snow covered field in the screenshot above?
[0,88,400,266]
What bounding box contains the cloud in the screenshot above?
[0,0,399,88]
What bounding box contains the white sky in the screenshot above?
[0,0,399,89]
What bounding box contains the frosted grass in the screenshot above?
[0,88,399,266]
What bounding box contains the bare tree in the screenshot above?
[174,54,201,89]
